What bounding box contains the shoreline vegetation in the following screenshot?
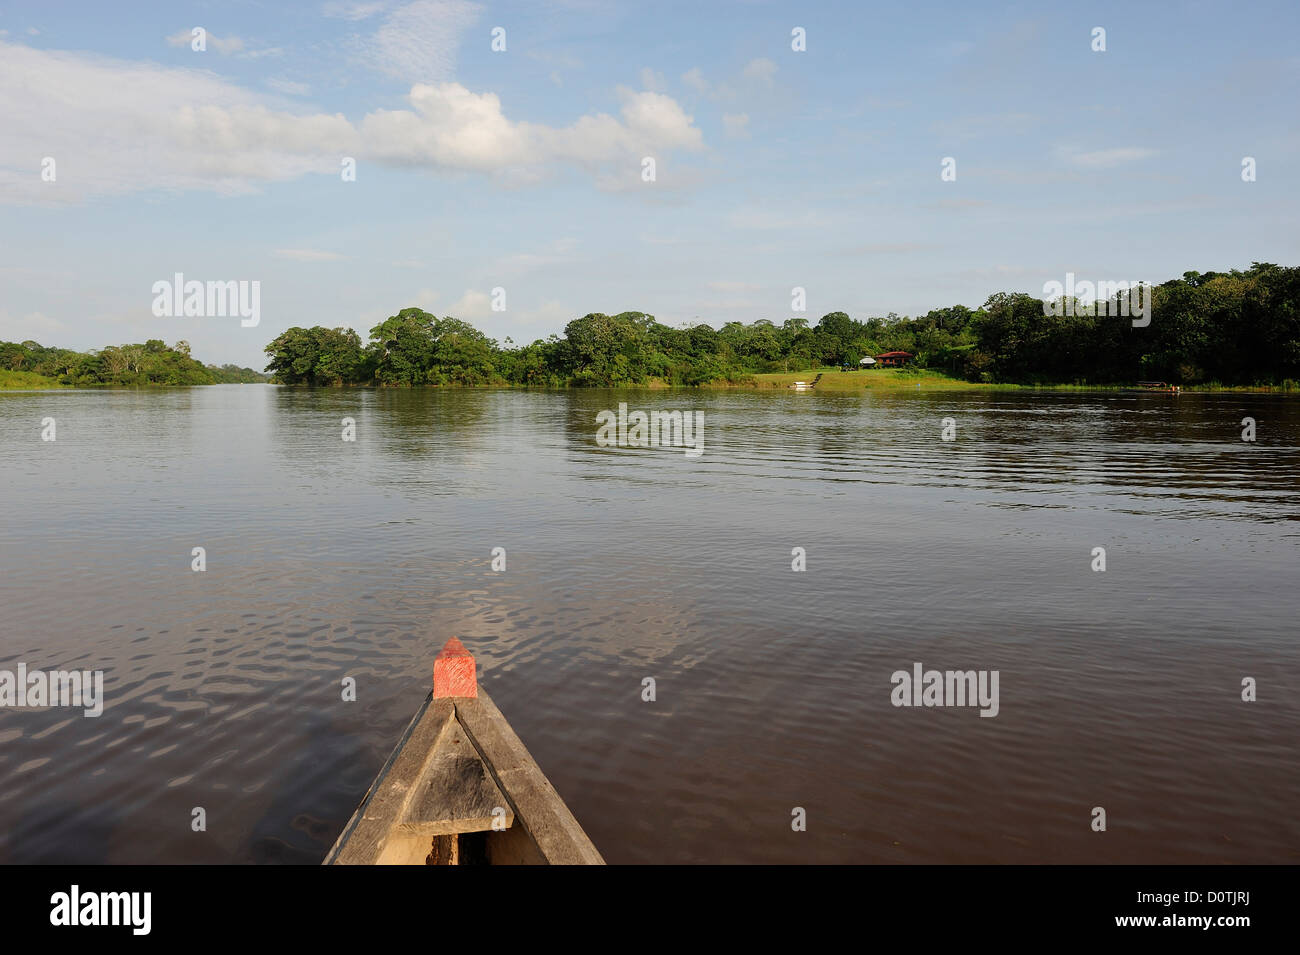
[263,263,1299,392]
[6,264,1298,393]
[0,339,265,389]
[5,363,1293,394]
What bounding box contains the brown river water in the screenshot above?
[0,385,1297,864]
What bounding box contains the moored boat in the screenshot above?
[1120,380,1182,394]
[324,638,604,865]
[790,372,824,391]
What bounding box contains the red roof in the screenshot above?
[874,351,913,358]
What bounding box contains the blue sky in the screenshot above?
[2,0,1298,368]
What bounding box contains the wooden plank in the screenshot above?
[325,695,455,865]
[396,716,514,837]
[428,834,458,865]
[455,691,605,865]
[327,683,605,865]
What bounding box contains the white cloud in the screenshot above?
[323,1,389,19]
[513,300,572,329]
[448,289,493,319]
[0,40,352,203]
[362,84,531,167]
[0,40,705,204]
[361,83,703,172]
[365,0,482,85]
[722,112,749,138]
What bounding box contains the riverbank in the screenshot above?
[8,366,1292,393]
[734,368,992,391]
[0,370,62,389]
[0,374,274,390]
[707,368,1298,393]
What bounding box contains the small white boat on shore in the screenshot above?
[789,373,824,392]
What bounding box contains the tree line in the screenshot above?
[263,264,1300,388]
[1,339,267,386]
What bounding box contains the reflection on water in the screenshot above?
[1,385,1297,863]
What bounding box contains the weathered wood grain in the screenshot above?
[397,715,513,836]
[455,691,605,865]
[325,686,604,865]
[325,696,455,865]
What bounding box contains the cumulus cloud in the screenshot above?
[0,39,705,204]
[360,83,703,172]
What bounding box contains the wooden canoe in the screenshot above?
[324,639,604,865]
[1120,381,1181,394]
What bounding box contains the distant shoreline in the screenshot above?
[714,369,1297,393]
[6,368,1295,395]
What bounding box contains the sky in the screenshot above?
[1,0,1298,368]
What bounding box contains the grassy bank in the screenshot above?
[710,367,1298,393]
[0,369,63,389]
[726,368,1001,391]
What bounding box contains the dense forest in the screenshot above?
[9,263,1297,390]
[263,263,1300,389]
[0,339,266,386]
